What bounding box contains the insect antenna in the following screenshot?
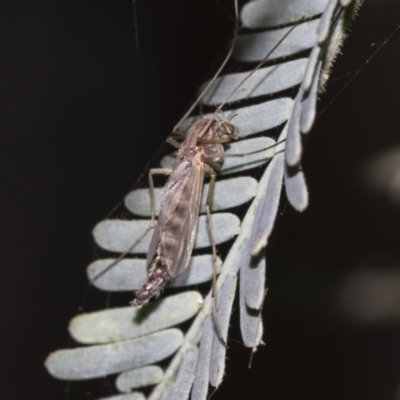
[172,0,239,133]
[89,225,153,283]
[195,18,305,143]
[213,17,306,118]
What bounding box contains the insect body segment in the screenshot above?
[131,117,239,307]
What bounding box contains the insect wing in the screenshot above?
[146,221,161,267]
[159,159,204,278]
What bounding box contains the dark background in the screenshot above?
[1,0,400,399]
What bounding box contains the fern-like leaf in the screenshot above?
[45,0,363,399]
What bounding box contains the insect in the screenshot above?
[132,116,239,307]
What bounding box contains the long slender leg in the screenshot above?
[166,136,183,149]
[92,168,172,283]
[169,130,187,137]
[205,170,226,346]
[90,226,153,283]
[204,158,221,171]
[149,168,172,226]
[198,137,232,145]
[202,139,286,161]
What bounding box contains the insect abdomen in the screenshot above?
[131,257,171,308]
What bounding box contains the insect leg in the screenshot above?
[205,170,226,346]
[90,226,153,283]
[91,168,173,283]
[149,168,173,226]
[198,137,232,145]
[203,139,286,161]
[205,158,222,171]
[166,136,183,149]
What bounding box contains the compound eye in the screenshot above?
[218,120,238,139]
[226,123,239,139]
[226,122,238,137]
[231,128,239,140]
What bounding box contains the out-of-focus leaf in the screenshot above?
[338,269,400,322]
[362,145,400,206]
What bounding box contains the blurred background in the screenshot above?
[1,0,400,399]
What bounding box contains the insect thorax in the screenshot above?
[183,117,238,165]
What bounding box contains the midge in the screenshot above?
[130,7,299,308]
[132,117,239,307]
